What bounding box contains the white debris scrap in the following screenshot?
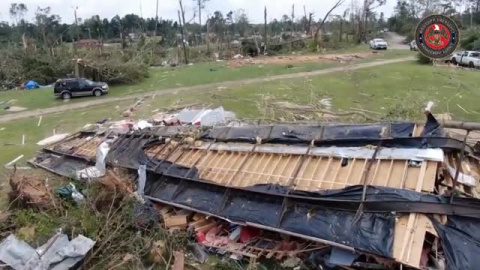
[0,233,95,270]
[37,134,70,146]
[76,142,110,180]
[177,107,236,126]
[133,120,153,130]
[447,164,477,187]
[425,101,434,113]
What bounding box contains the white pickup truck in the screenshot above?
[451,51,480,68]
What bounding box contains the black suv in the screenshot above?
[54,78,109,99]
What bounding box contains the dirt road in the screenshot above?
[0,57,414,123]
[386,33,410,50]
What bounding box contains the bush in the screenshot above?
[461,28,480,50]
[88,59,149,85]
[416,53,432,65]
[0,48,74,89]
[0,45,150,89]
[472,39,480,51]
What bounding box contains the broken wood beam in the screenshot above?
[164,215,188,228]
[416,120,480,131]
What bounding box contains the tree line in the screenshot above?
[0,0,391,50]
[2,0,480,49]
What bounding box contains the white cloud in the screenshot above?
[0,0,396,24]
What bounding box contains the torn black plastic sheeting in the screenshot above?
[134,153,480,219]
[144,173,395,258]
[143,172,480,267]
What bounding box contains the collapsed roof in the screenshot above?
[31,113,480,269]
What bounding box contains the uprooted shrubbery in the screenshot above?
[0,46,149,90]
[5,170,191,269]
[0,48,73,90]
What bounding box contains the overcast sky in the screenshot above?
[0,0,396,24]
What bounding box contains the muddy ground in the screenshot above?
[228,52,378,68]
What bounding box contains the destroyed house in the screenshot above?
[31,115,480,269]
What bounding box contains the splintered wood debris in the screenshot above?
[29,115,480,269]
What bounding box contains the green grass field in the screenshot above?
[1,59,480,209]
[0,48,412,114]
[2,60,479,177]
[131,61,480,122]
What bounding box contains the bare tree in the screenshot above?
[291,4,295,32]
[10,3,29,51]
[307,12,313,35]
[304,5,307,23]
[314,0,345,44]
[194,0,209,26]
[154,0,159,36]
[360,0,386,42]
[178,0,189,64]
[9,3,28,25]
[206,16,211,54]
[194,0,209,45]
[339,9,349,42]
[264,6,268,50]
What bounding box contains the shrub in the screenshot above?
[416,53,432,65]
[0,45,150,89]
[88,59,149,85]
[461,28,480,50]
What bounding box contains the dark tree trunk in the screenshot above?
[264,6,268,51]
[206,18,211,55]
[339,19,343,42]
[178,9,189,64]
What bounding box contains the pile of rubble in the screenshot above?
[3,104,480,269]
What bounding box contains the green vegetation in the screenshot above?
[3,59,478,172]
[1,55,480,270]
[416,53,433,65]
[5,175,193,268]
[0,48,412,114]
[461,27,480,50]
[0,99,132,177]
[135,61,480,122]
[2,60,479,202]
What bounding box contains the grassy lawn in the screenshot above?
[0,48,412,114]
[135,61,480,121]
[1,60,479,205]
[2,61,479,173]
[0,100,133,178]
[2,61,478,169]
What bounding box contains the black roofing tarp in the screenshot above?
[143,160,480,218]
[432,216,480,270]
[201,123,417,143]
[36,117,480,268]
[200,113,441,143]
[144,174,395,257]
[29,152,92,178]
[144,171,480,268]
[106,134,154,169]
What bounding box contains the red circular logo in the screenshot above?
[416,15,459,59]
[424,23,451,50]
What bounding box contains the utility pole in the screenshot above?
[154,0,159,36]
